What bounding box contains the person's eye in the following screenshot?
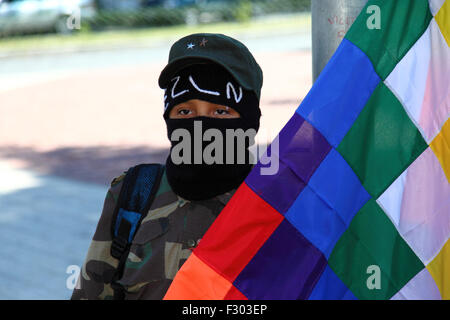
[214,109,230,115]
[177,109,192,116]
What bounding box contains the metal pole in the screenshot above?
[312,0,368,82]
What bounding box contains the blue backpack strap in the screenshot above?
[109,163,164,299]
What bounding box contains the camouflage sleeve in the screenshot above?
[71,173,126,300]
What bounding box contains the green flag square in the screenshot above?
[345,0,432,80]
[328,200,424,300]
[337,82,428,198]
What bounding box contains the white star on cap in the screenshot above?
[187,42,195,49]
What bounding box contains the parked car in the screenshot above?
[0,0,96,36]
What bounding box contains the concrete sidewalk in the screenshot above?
[0,161,106,299]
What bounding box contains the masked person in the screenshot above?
[71,33,263,300]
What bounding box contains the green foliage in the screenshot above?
[235,0,252,23]
[87,7,187,29]
[79,20,92,34]
[252,0,311,17]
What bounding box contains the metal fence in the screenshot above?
[87,0,311,30]
[0,0,310,37]
[0,0,311,37]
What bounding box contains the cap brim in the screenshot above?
[158,56,249,91]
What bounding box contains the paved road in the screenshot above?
[0,30,311,92]
[0,26,312,299]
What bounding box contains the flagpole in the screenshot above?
[311,0,368,82]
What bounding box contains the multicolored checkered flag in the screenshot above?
[164,0,450,300]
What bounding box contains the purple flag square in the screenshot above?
[246,159,306,214]
[246,112,331,214]
[279,113,331,183]
[233,219,327,300]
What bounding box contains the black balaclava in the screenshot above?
[163,62,261,201]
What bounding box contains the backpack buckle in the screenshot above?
[111,236,128,259]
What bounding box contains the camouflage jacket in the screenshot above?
[71,166,234,300]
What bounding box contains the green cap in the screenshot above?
[158,33,263,100]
